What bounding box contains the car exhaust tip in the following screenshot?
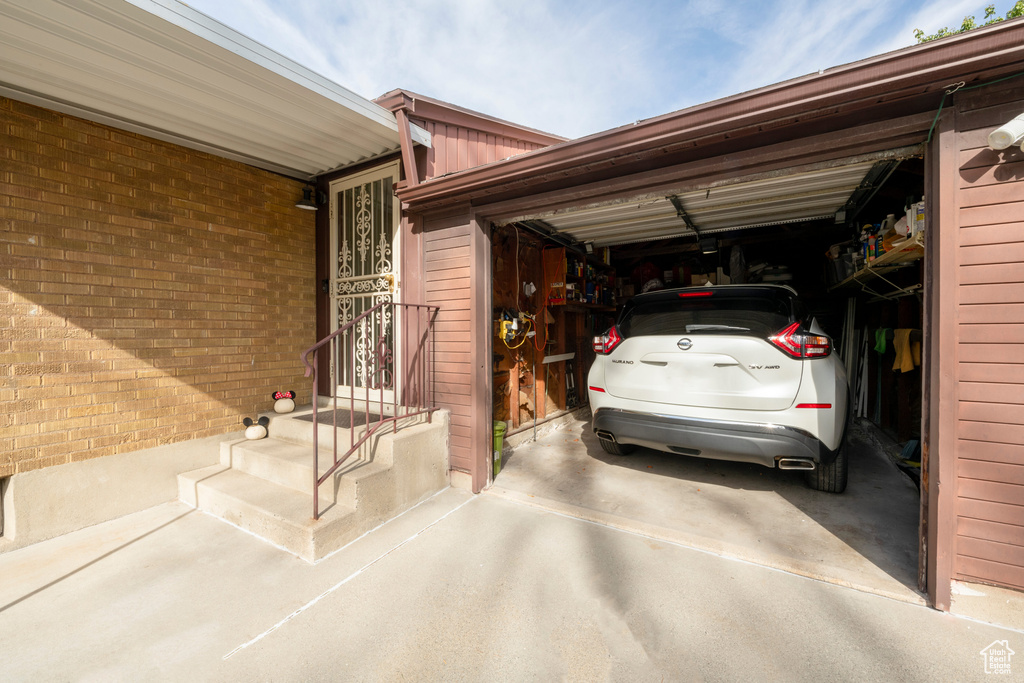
[595,430,616,443]
[777,458,815,470]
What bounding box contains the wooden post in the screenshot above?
[924,103,958,611]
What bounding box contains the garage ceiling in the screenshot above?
[0,0,430,179]
[537,161,878,247]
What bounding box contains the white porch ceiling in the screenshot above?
[0,0,430,179]
[539,161,877,247]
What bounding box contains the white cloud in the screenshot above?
[181,0,1013,139]
[655,0,1005,117]
[184,0,666,136]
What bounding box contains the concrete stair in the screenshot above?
[178,406,449,562]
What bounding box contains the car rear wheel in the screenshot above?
[805,437,848,493]
[598,437,635,456]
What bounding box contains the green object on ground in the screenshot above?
[493,421,507,476]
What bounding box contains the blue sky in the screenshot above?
[184,0,1019,139]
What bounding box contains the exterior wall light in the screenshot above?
[988,113,1024,150]
[295,186,324,211]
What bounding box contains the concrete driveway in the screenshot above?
[493,413,924,604]
[0,486,1017,681]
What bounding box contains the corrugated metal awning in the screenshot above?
[537,161,878,247]
[0,0,430,179]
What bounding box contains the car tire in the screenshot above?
[598,437,635,456]
[805,437,848,493]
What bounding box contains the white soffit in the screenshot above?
[541,161,876,247]
[0,0,430,179]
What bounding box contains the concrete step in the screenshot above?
[219,436,394,507]
[269,405,430,459]
[177,465,357,562]
[178,412,451,562]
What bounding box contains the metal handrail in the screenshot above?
[301,301,439,520]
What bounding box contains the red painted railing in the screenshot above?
[301,302,439,520]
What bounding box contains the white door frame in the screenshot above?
[328,161,402,403]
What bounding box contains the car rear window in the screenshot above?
[619,289,796,338]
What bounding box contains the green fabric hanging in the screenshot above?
[874,328,891,354]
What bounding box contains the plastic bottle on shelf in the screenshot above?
[913,200,925,236]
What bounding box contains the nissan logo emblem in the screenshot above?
[677,338,693,350]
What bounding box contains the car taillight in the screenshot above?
[593,326,624,355]
[769,321,831,359]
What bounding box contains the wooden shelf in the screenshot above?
[829,232,924,298]
[545,246,616,308]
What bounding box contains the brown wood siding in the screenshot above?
[954,82,1024,592]
[422,211,478,477]
[413,119,547,182]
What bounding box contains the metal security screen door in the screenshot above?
[328,163,401,401]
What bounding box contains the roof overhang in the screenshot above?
[398,19,1024,215]
[0,0,430,179]
[376,89,567,147]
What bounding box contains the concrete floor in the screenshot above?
[0,487,1019,681]
[493,414,924,604]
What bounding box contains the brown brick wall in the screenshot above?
[0,97,317,476]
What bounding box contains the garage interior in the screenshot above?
[489,150,930,600]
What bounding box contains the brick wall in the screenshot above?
[0,98,317,476]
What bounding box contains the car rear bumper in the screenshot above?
[592,408,836,468]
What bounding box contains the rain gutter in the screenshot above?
[397,20,1024,209]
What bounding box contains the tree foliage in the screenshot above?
[914,1,1024,42]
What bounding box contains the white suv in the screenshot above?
[588,285,849,492]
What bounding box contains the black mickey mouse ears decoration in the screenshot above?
[242,416,270,427]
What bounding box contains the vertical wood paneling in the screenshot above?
[467,130,478,169]
[952,82,1024,595]
[424,121,438,179]
[454,128,464,170]
[411,121,547,182]
[433,123,447,177]
[446,125,459,177]
[486,135,496,164]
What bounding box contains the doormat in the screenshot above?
[295,409,383,428]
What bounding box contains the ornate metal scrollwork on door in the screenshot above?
[330,177,396,392]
